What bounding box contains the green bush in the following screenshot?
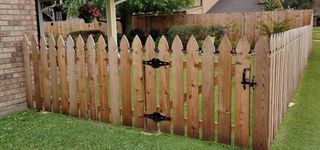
[127,28,147,45]
[164,24,225,48]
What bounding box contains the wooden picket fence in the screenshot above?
[22,25,312,150]
[44,19,108,37]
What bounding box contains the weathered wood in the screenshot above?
[186,35,199,138]
[201,36,215,141]
[48,35,59,113]
[145,35,157,131]
[57,35,68,115]
[23,35,33,108]
[253,36,270,150]
[172,36,185,135]
[66,36,77,116]
[97,35,109,122]
[120,35,132,126]
[235,37,251,148]
[76,35,87,118]
[108,37,121,125]
[31,35,42,111]
[40,35,51,111]
[218,34,232,144]
[87,35,97,120]
[132,36,145,128]
[158,36,171,133]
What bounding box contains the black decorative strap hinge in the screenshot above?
[144,112,171,123]
[241,69,257,90]
[143,58,170,69]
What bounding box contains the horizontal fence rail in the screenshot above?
[22,25,312,150]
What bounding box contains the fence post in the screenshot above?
[253,36,271,150]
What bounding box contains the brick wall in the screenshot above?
[0,0,37,116]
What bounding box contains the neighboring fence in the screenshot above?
[22,25,312,149]
[132,10,312,43]
[253,25,313,149]
[44,19,108,37]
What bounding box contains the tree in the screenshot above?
[281,0,314,9]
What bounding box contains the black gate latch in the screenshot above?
[143,58,170,69]
[241,69,257,90]
[144,112,171,123]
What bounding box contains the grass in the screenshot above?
[0,110,239,150]
[271,29,320,149]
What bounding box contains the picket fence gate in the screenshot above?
[22,25,312,150]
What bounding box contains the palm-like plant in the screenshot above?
[258,16,292,37]
[263,0,284,11]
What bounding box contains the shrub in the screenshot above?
[258,17,292,37]
[149,28,160,40]
[127,28,147,45]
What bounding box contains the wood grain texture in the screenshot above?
[253,36,270,150]
[158,36,171,133]
[22,35,33,108]
[145,35,157,131]
[97,35,109,122]
[48,35,59,113]
[31,35,42,111]
[120,36,132,126]
[76,35,87,118]
[235,37,251,148]
[87,35,97,120]
[66,36,77,116]
[218,34,232,144]
[132,36,145,128]
[108,37,121,125]
[186,36,199,138]
[57,35,68,115]
[172,36,185,135]
[201,36,215,141]
[40,35,51,111]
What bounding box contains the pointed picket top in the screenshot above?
[158,36,170,55]
[40,35,48,50]
[48,35,56,50]
[218,34,232,54]
[97,35,106,52]
[87,35,95,50]
[236,37,250,56]
[67,35,75,50]
[172,35,183,53]
[108,36,117,53]
[186,35,199,54]
[57,35,65,49]
[22,34,29,49]
[132,35,143,52]
[202,36,215,55]
[120,35,130,54]
[254,36,269,56]
[145,35,156,56]
[31,34,39,51]
[76,35,85,50]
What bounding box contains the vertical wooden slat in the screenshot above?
[145,35,157,131]
[253,36,270,150]
[48,35,59,113]
[109,37,121,125]
[66,36,77,116]
[120,36,132,126]
[31,35,42,111]
[76,35,87,118]
[97,35,109,122]
[186,35,199,138]
[57,35,68,115]
[132,36,145,128]
[158,36,171,133]
[23,35,33,108]
[172,36,185,135]
[201,36,215,141]
[235,37,251,148]
[40,35,51,111]
[87,35,97,120]
[218,34,232,144]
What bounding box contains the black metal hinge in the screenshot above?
[143,58,170,69]
[144,112,171,123]
[241,69,257,90]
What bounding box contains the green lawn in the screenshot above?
[271,30,320,149]
[0,110,239,150]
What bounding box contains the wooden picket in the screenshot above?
[23,24,312,150]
